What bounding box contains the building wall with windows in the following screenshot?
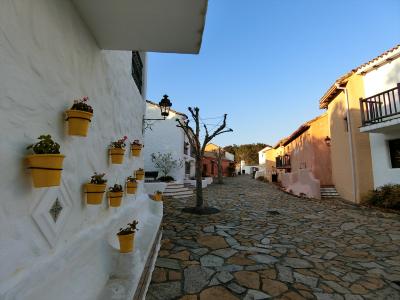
[282,113,333,186]
[0,1,165,299]
[361,54,400,188]
[143,102,195,182]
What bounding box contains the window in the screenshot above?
[389,139,400,168]
[131,51,143,94]
[344,117,349,132]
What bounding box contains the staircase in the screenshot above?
[320,186,340,198]
[163,182,194,199]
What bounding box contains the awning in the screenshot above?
[72,0,208,54]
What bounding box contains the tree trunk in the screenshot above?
[217,150,223,184]
[195,155,203,208]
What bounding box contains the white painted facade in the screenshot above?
[240,160,259,175]
[359,51,400,188]
[0,1,206,299]
[143,102,195,183]
[258,146,272,165]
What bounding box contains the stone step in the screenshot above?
[165,186,186,190]
[173,194,193,199]
[320,186,340,198]
[164,190,193,197]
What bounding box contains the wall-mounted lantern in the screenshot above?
[143,95,173,131]
[324,136,331,146]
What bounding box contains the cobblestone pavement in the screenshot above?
[146,176,400,300]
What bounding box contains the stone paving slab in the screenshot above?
[146,176,400,299]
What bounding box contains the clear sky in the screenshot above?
[147,0,400,147]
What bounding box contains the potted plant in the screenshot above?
[117,220,139,253]
[153,190,163,201]
[85,173,107,205]
[109,136,127,164]
[65,96,93,136]
[130,140,143,157]
[26,135,65,187]
[135,168,145,180]
[126,176,138,194]
[108,184,123,207]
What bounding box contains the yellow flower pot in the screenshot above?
[117,232,135,253]
[110,148,125,164]
[65,110,93,137]
[85,183,106,205]
[131,144,142,157]
[109,191,123,207]
[26,154,65,187]
[126,181,138,194]
[136,170,145,180]
[153,193,163,201]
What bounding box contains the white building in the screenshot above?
[240,160,259,175]
[255,146,272,178]
[359,44,400,188]
[143,101,195,182]
[0,1,207,300]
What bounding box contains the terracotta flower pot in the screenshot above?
[65,110,93,136]
[136,170,145,180]
[85,183,106,205]
[117,232,135,253]
[26,154,65,187]
[153,193,163,201]
[126,181,138,194]
[131,144,142,157]
[110,148,125,164]
[109,191,123,207]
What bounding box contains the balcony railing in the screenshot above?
[360,83,400,126]
[276,155,291,169]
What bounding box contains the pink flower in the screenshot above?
[123,136,128,140]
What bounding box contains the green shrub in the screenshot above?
[362,184,400,210]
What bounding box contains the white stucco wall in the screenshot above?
[363,58,400,188]
[143,104,192,182]
[0,1,162,299]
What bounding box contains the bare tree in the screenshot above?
[214,147,224,184]
[176,107,232,213]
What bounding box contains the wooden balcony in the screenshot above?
[360,83,400,127]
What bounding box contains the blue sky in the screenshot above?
[147,0,400,147]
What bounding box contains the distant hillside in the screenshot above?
[223,143,268,165]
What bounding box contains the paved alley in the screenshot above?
[146,176,400,300]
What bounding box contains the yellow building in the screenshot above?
[319,73,374,203]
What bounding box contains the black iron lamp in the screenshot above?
[143,95,173,131]
[159,95,172,117]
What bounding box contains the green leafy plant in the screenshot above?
[110,136,128,149]
[151,152,183,178]
[117,220,139,235]
[71,96,93,113]
[109,184,123,192]
[361,184,400,210]
[26,135,61,154]
[126,176,137,183]
[90,172,107,184]
[156,190,162,194]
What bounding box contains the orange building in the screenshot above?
[270,113,333,199]
[202,144,235,177]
